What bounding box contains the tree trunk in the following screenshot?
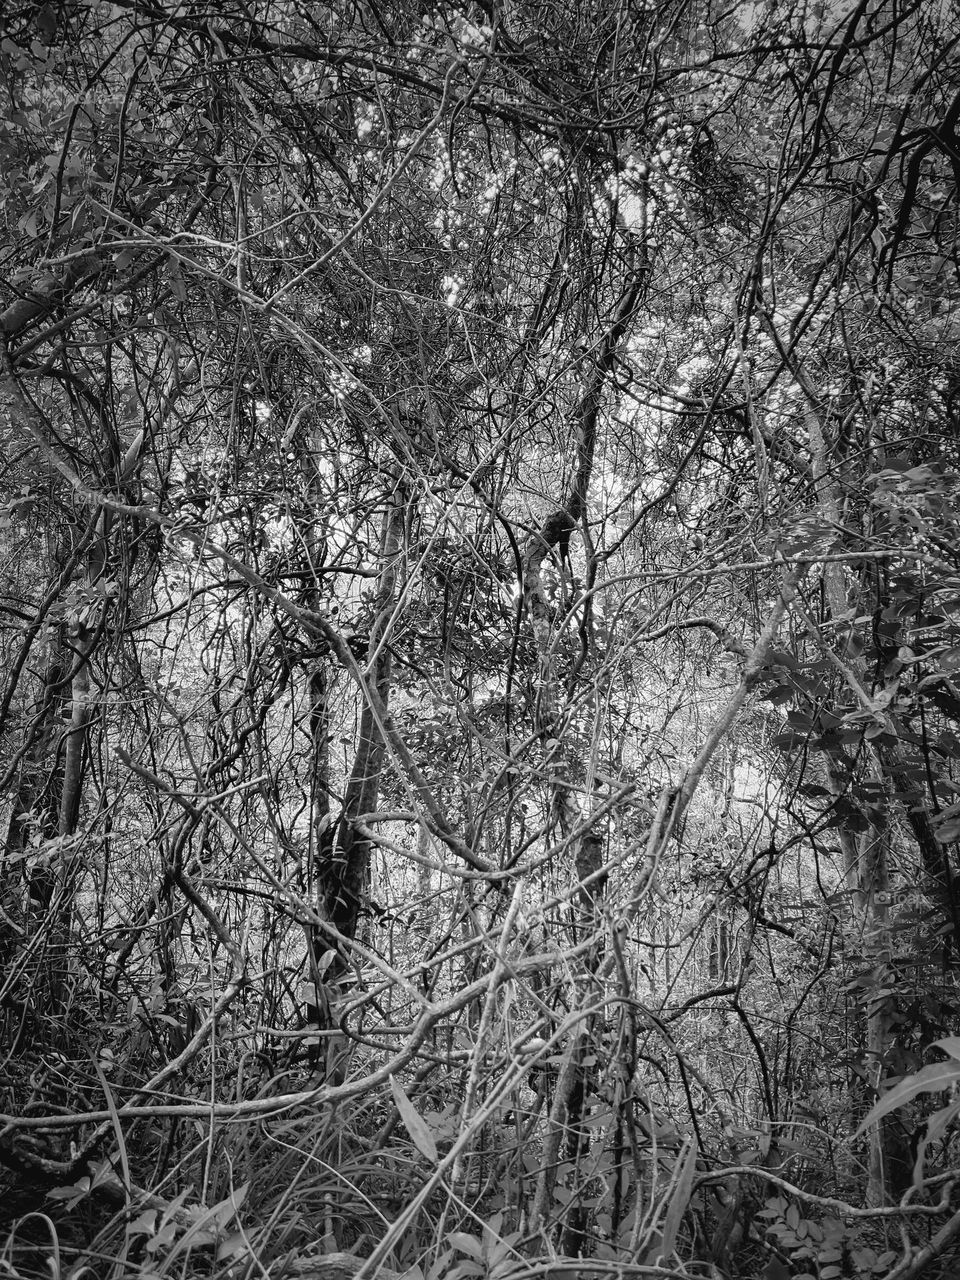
[528,252,644,1244]
[311,488,406,1073]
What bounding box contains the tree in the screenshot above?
[2,0,960,1275]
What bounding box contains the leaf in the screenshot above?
[145,1221,179,1254]
[448,1233,484,1259]
[47,1176,91,1206]
[166,261,188,301]
[765,684,794,705]
[35,4,57,44]
[854,1061,960,1136]
[216,1231,248,1262]
[210,1180,248,1227]
[912,1098,960,1188]
[482,1211,503,1245]
[658,1136,697,1261]
[932,1036,960,1062]
[128,1210,158,1237]
[762,1263,791,1280]
[425,1247,454,1280]
[447,1264,484,1280]
[390,1074,439,1162]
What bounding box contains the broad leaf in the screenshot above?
[390,1075,439,1163]
[658,1137,698,1261]
[448,1233,485,1259]
[854,1061,960,1136]
[932,1036,960,1062]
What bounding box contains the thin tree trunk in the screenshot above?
[311,487,406,1074]
[804,406,902,1204]
[528,252,644,1244]
[323,490,404,946]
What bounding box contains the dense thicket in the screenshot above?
[2,1,960,1277]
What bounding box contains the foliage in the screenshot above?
[1,0,960,1278]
